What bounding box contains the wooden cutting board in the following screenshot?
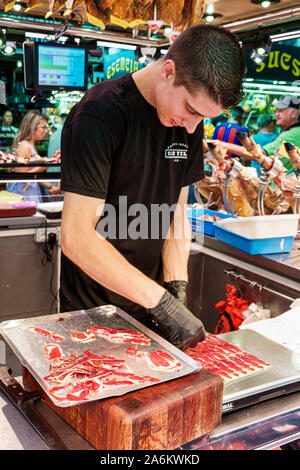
[23,367,223,450]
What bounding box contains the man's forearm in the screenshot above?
[61,225,165,310]
[161,204,192,282]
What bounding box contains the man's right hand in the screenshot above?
[147,290,206,351]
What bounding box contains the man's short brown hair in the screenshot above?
[164,24,245,109]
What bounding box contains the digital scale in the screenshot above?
[220,330,300,413]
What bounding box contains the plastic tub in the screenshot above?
[186,207,236,237]
[215,215,299,239]
[214,214,299,255]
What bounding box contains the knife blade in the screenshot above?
[0,365,95,450]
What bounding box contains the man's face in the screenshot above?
[275,107,297,130]
[155,60,224,134]
[3,111,12,126]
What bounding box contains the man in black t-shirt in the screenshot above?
[60,24,245,350]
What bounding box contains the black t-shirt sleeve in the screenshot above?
[61,112,121,199]
[182,123,204,187]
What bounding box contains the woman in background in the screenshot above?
[7,110,58,202]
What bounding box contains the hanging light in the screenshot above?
[250,35,272,64]
[250,0,280,7]
[13,1,26,10]
[2,41,17,56]
[203,13,223,23]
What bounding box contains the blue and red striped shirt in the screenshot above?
[212,122,249,158]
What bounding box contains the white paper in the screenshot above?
[239,305,300,354]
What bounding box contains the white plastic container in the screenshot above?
[215,214,299,240]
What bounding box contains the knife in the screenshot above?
[0,365,95,450]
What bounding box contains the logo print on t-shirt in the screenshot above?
[164,142,188,162]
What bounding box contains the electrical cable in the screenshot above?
[40,221,60,313]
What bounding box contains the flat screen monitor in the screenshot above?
[34,42,88,91]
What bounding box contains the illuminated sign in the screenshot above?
[245,44,300,82]
[104,50,141,81]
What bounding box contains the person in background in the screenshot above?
[7,110,58,202]
[46,112,67,198]
[212,106,249,158]
[0,110,18,149]
[250,114,277,174]
[262,95,300,175]
[211,113,228,128]
[47,112,67,159]
[212,95,300,176]
[253,114,277,147]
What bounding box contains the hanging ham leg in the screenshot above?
[226,177,255,217]
[64,0,84,15]
[3,0,16,12]
[155,0,185,26]
[284,143,300,170]
[46,0,67,18]
[237,167,290,214]
[84,0,113,28]
[25,0,42,12]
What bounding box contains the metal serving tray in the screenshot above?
[0,306,201,408]
[220,330,300,413]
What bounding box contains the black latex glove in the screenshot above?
[147,290,206,351]
[163,280,188,306]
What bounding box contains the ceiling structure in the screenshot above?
[0,0,299,47]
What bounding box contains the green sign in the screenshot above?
[245,44,300,82]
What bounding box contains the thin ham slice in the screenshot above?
[44,342,65,361]
[126,345,147,359]
[70,330,96,343]
[27,326,65,341]
[146,350,182,371]
[127,346,182,372]
[88,326,151,345]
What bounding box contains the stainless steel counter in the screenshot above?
[198,234,300,286]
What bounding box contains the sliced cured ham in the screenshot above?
[146,350,182,371]
[43,349,160,403]
[185,334,271,382]
[70,329,96,343]
[27,326,65,342]
[112,371,160,384]
[44,342,65,361]
[88,326,151,345]
[126,345,147,359]
[66,380,101,401]
[48,384,71,402]
[127,346,182,372]
[103,378,135,387]
[100,371,160,388]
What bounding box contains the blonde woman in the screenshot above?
[7,110,58,202]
